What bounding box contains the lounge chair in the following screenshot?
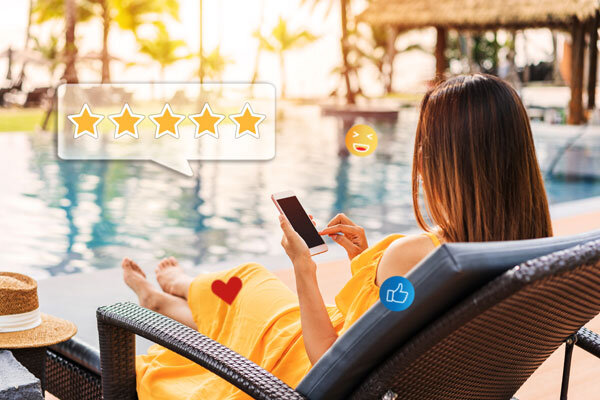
[44,231,600,400]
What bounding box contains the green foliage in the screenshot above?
[32,0,96,24]
[447,31,504,74]
[254,17,318,55]
[138,25,190,73]
[198,46,232,80]
[31,34,62,78]
[108,0,179,37]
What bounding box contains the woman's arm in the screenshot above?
[279,215,338,364]
[294,257,338,364]
[376,234,437,286]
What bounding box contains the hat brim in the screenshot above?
[0,313,77,349]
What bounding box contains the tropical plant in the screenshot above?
[447,32,503,75]
[96,0,180,82]
[32,0,97,83]
[31,34,62,80]
[254,17,318,98]
[138,26,190,80]
[197,46,232,81]
[358,25,424,94]
[302,0,356,104]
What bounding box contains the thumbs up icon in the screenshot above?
[379,276,415,311]
[386,283,408,304]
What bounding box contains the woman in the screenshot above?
[122,74,552,400]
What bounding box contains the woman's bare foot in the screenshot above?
[155,257,194,300]
[122,257,163,310]
[122,258,197,329]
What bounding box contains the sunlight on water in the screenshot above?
[0,106,599,278]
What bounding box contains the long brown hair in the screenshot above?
[412,74,552,242]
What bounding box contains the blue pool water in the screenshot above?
[1,106,599,278]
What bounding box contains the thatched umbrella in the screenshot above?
[359,0,600,124]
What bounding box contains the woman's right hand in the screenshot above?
[319,213,368,260]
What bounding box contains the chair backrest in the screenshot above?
[350,239,600,399]
[297,229,600,400]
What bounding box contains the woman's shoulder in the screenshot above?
[375,232,441,286]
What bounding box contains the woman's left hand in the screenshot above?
[279,215,315,273]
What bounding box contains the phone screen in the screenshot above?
[277,196,325,248]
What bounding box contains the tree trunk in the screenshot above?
[279,52,286,98]
[199,0,204,83]
[568,19,586,125]
[101,0,111,83]
[384,25,397,94]
[63,0,78,83]
[435,27,447,82]
[551,30,563,84]
[250,0,265,84]
[17,0,33,86]
[587,13,598,110]
[339,0,355,104]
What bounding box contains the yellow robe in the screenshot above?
[135,233,440,399]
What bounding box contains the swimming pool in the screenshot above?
[1,106,599,278]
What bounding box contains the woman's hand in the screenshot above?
[279,215,316,274]
[319,213,368,260]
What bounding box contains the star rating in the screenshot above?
[68,104,103,139]
[107,103,144,139]
[229,102,265,139]
[67,102,267,140]
[189,103,225,139]
[149,103,185,139]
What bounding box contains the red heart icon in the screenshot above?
[211,276,242,305]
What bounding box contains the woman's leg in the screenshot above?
[155,257,194,300]
[122,258,197,330]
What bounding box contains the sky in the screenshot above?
[0,0,562,98]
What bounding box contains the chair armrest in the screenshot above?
[97,302,305,400]
[576,327,600,358]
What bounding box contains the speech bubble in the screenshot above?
[57,83,276,176]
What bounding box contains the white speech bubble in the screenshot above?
[57,83,276,176]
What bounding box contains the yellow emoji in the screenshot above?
[345,124,378,157]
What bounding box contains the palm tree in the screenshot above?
[302,0,355,104]
[198,46,232,81]
[138,26,190,80]
[97,0,179,82]
[63,0,78,83]
[254,17,317,98]
[359,25,423,94]
[31,34,62,80]
[32,0,96,83]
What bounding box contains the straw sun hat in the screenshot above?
[0,272,76,349]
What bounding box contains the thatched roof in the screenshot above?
[359,0,600,30]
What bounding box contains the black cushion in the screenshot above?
[296,229,600,400]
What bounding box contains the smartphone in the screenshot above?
[271,190,328,256]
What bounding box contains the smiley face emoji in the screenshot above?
[345,124,378,157]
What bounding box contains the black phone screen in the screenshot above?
[277,196,325,248]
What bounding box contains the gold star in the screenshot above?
[189,103,225,139]
[149,103,185,139]
[107,103,144,139]
[229,102,265,139]
[67,104,103,139]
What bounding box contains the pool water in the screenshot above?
[1,106,599,278]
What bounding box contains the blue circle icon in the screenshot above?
[379,276,415,311]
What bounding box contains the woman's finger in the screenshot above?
[308,214,317,226]
[279,215,296,237]
[331,234,356,253]
[327,213,356,227]
[319,224,361,236]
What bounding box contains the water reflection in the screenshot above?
[1,107,599,278]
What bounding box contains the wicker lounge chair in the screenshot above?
[44,235,600,400]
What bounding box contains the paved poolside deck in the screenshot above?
[40,197,600,399]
